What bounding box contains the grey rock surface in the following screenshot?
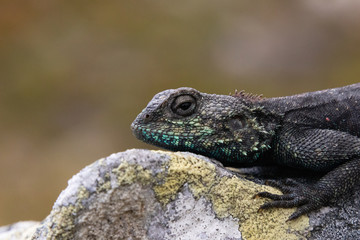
[1,149,360,239]
[0,221,39,240]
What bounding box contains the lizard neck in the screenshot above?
[202,99,282,166]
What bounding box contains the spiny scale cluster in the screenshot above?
[230,89,263,102]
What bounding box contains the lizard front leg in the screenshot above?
[258,158,360,220]
[257,128,360,221]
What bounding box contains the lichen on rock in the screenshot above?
[152,151,310,240]
[3,149,311,240]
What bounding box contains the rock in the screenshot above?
[2,149,360,239]
[0,221,39,240]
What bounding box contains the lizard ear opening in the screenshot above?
[228,117,247,131]
[171,94,197,116]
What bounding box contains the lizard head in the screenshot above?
[131,87,277,165]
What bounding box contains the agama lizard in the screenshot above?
[131,83,360,220]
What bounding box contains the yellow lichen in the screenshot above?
[77,186,90,203]
[153,151,217,204]
[97,173,112,193]
[49,205,77,239]
[44,186,92,239]
[112,161,152,186]
[152,150,310,240]
[209,176,309,240]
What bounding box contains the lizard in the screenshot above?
[131,83,360,220]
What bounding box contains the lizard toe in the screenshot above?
[265,179,296,194]
[286,203,318,221]
[256,191,295,200]
[259,197,307,210]
[257,179,327,220]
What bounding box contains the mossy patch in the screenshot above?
[43,186,90,239]
[96,173,111,193]
[153,151,217,204]
[152,150,310,240]
[209,176,309,240]
[112,161,152,186]
[48,205,77,239]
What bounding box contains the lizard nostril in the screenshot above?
[145,114,150,119]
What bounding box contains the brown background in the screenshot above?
[1,1,360,225]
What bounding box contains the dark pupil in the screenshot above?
[179,102,191,110]
[171,94,197,116]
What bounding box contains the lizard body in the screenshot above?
[131,83,360,220]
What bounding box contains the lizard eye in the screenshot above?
[171,94,197,116]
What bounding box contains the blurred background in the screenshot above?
[1,0,360,225]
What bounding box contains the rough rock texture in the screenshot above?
[0,221,39,240]
[1,149,360,239]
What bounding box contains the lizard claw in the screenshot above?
[255,179,325,221]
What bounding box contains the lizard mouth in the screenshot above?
[130,121,136,133]
[131,122,179,151]
[131,120,164,146]
[131,110,150,140]
[130,121,143,141]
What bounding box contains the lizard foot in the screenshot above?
[255,179,324,221]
